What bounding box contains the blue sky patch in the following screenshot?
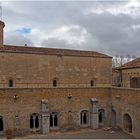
[16,27,31,34]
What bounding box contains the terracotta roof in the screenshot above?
[112,68,120,72]
[117,57,140,69]
[0,45,112,58]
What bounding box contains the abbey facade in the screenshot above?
[0,21,139,138]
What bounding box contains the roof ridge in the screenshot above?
[0,45,112,58]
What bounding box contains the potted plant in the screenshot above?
[5,129,13,139]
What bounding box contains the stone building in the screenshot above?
[112,57,140,88]
[0,20,140,138]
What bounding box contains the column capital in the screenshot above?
[91,98,98,105]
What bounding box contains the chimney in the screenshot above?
[0,20,5,47]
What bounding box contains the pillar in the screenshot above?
[91,98,99,129]
[0,21,5,47]
[41,99,50,134]
[42,114,50,134]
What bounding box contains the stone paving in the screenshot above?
[15,127,135,139]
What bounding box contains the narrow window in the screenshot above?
[80,110,89,126]
[99,112,103,123]
[30,116,34,129]
[91,79,95,87]
[83,113,87,124]
[91,80,94,87]
[9,80,13,87]
[53,80,57,87]
[50,115,53,127]
[98,109,105,125]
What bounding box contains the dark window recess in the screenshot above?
[53,80,57,87]
[50,115,53,127]
[30,114,39,129]
[30,116,34,129]
[50,112,58,127]
[9,80,13,87]
[91,80,94,87]
[98,109,105,123]
[80,110,88,125]
[0,118,3,132]
[99,112,103,123]
[83,113,87,124]
[130,77,140,88]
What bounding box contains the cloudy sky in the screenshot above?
[1,0,140,56]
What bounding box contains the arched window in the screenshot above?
[0,117,3,132]
[53,79,57,87]
[123,113,132,133]
[30,113,39,129]
[50,112,58,128]
[9,80,13,87]
[98,109,105,125]
[80,110,89,126]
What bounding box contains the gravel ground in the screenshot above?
[16,127,135,139]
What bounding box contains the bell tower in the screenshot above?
[0,20,4,47]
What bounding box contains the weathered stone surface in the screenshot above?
[0,88,139,138]
[0,51,112,88]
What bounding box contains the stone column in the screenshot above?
[42,113,50,134]
[81,113,84,125]
[41,99,50,134]
[0,21,5,47]
[91,98,99,129]
[33,116,36,128]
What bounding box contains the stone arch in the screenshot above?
[50,112,59,128]
[111,109,116,127]
[0,116,3,132]
[123,113,132,133]
[98,109,105,126]
[30,113,40,130]
[80,110,89,126]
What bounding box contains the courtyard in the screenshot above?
[16,127,135,139]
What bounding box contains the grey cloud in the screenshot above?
[41,38,68,48]
[2,1,140,57]
[73,12,140,56]
[41,38,80,50]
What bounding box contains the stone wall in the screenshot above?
[112,69,121,87]
[121,68,140,88]
[111,88,140,138]
[0,87,139,138]
[0,52,112,88]
[0,88,111,135]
